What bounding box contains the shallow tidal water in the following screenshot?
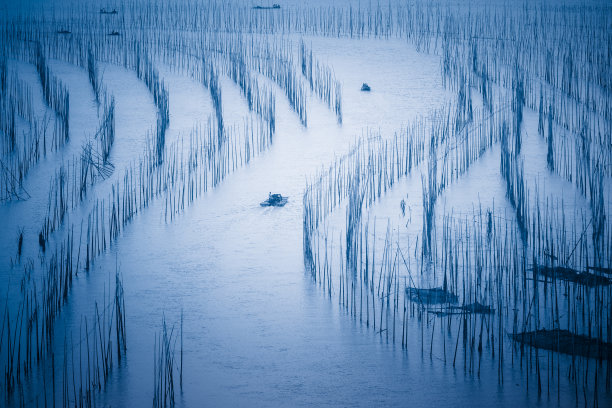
[0,2,610,407]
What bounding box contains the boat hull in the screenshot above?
[260,198,288,207]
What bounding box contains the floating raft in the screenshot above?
[406,287,458,305]
[534,264,611,287]
[586,266,612,275]
[429,302,494,316]
[512,329,612,360]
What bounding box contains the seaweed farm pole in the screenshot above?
[453,317,461,368]
[430,317,435,359]
[52,351,56,408]
[402,278,406,349]
[180,309,183,390]
[393,277,397,344]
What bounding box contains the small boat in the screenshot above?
[56,29,71,35]
[360,83,371,92]
[253,4,281,10]
[100,8,118,15]
[108,30,120,36]
[260,193,288,207]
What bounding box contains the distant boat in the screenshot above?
[56,29,71,34]
[100,8,118,15]
[260,193,288,207]
[253,4,281,10]
[361,83,371,92]
[108,30,120,36]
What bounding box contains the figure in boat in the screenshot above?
[261,192,288,207]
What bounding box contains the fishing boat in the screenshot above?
[260,193,288,207]
[253,4,281,10]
